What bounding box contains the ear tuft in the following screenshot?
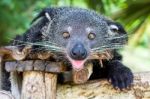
[109,24,119,32]
[45,12,51,21]
[107,21,127,35]
[31,8,53,24]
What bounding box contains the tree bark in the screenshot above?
[56,72,150,99]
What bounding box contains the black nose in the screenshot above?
[70,43,87,60]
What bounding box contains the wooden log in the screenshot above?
[72,62,93,84]
[0,46,31,61]
[21,71,57,99]
[45,61,67,73]
[0,90,14,99]
[57,62,93,84]
[56,72,150,99]
[21,71,45,99]
[45,73,57,99]
[10,72,22,99]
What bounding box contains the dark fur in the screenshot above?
[90,50,133,89]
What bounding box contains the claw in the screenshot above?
[108,66,133,90]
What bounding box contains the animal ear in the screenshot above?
[106,21,128,42]
[31,8,54,25]
[107,21,127,35]
[29,8,57,37]
[21,8,56,43]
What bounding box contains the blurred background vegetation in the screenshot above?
[0,0,150,72]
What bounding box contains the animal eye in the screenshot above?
[88,33,96,40]
[62,32,70,39]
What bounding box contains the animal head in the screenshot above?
[27,7,127,70]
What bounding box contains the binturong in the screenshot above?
[12,7,133,90]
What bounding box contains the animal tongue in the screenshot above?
[71,60,85,70]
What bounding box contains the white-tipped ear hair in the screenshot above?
[45,12,51,21]
[109,24,119,31]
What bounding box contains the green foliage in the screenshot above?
[0,0,35,45]
[0,0,149,48]
[112,0,150,48]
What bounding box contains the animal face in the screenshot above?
[29,8,127,70]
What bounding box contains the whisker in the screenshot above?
[6,39,65,52]
[31,46,65,52]
[9,39,64,50]
[30,47,46,51]
[43,49,65,53]
[105,34,133,40]
[105,35,128,40]
[43,41,62,47]
[91,43,125,51]
[30,47,65,53]
[7,37,64,49]
[91,44,125,52]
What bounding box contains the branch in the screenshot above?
[57,72,150,99]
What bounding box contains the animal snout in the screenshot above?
[70,43,87,60]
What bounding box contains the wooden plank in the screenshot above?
[56,72,150,99]
[5,61,17,72]
[5,61,34,72]
[24,60,33,71]
[45,61,66,73]
[33,60,45,71]
[5,60,67,73]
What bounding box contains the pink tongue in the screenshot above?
[71,60,85,69]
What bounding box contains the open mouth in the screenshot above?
[67,49,113,70]
[69,59,86,70]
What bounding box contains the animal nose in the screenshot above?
[70,43,87,60]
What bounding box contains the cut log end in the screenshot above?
[73,69,89,84]
[72,62,93,84]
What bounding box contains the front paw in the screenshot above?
[108,66,133,90]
